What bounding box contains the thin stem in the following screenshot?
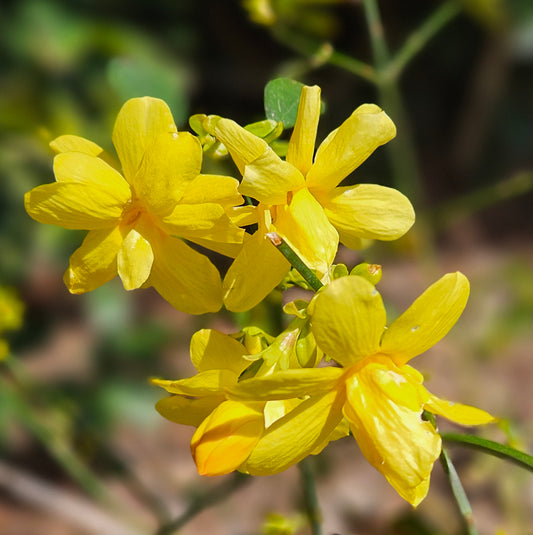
[439,447,479,535]
[266,232,323,292]
[442,432,533,472]
[432,172,533,230]
[362,0,390,69]
[362,0,424,206]
[423,412,478,534]
[155,473,250,535]
[298,458,323,535]
[271,25,376,83]
[386,0,462,81]
[326,49,376,84]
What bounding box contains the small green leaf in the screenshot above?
[264,78,305,128]
[442,432,533,472]
[271,139,289,157]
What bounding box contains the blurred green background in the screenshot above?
[1,0,533,534]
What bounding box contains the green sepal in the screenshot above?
[330,264,349,280]
[244,119,283,144]
[231,326,275,356]
[295,320,320,368]
[282,299,309,319]
[279,267,315,291]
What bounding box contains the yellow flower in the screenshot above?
[153,319,343,476]
[0,286,24,360]
[25,97,245,314]
[227,273,495,506]
[211,85,415,311]
[153,328,266,475]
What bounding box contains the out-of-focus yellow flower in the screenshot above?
[211,85,414,312]
[25,97,245,314]
[227,273,495,506]
[0,286,24,359]
[243,0,276,25]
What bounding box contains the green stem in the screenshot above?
[362,0,423,206]
[432,172,533,230]
[439,447,479,535]
[422,411,477,533]
[155,473,250,535]
[266,232,323,292]
[442,432,533,472]
[386,0,462,82]
[271,25,376,83]
[298,458,323,535]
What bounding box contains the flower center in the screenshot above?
[121,198,145,226]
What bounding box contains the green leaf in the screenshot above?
[264,78,305,128]
[442,432,533,472]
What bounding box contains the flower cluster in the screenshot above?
[25,86,495,506]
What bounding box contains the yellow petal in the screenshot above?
[307,104,396,192]
[425,394,496,425]
[274,188,338,275]
[223,232,289,312]
[227,205,259,227]
[112,97,176,181]
[186,236,244,259]
[161,204,244,255]
[335,230,363,250]
[311,276,386,366]
[132,131,202,216]
[179,174,243,210]
[64,227,122,293]
[147,230,223,314]
[190,329,250,375]
[213,118,268,174]
[240,149,305,205]
[163,205,245,258]
[263,399,302,428]
[25,182,126,230]
[117,228,154,290]
[160,203,226,235]
[52,152,130,193]
[344,365,441,507]
[152,369,239,396]
[286,85,321,175]
[316,184,415,242]
[191,400,265,476]
[380,272,470,366]
[228,367,344,401]
[243,387,344,475]
[310,417,351,455]
[155,395,224,427]
[50,135,103,156]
